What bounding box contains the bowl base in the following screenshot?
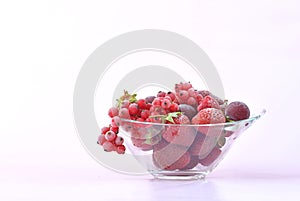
[151,170,207,180]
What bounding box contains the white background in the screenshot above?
[1,0,300,200]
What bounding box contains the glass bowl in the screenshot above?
[119,109,266,180]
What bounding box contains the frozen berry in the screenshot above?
[192,108,226,124]
[97,135,107,145]
[115,136,124,146]
[108,107,119,118]
[128,103,139,115]
[105,131,116,142]
[102,141,115,152]
[179,104,197,120]
[225,101,250,121]
[101,126,110,134]
[197,95,220,111]
[119,108,130,119]
[145,96,156,104]
[116,145,126,154]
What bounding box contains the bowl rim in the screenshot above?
[119,108,266,127]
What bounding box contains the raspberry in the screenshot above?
[197,95,220,111]
[225,101,250,121]
[199,147,222,166]
[192,108,226,124]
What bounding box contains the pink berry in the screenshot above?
[140,110,150,119]
[101,126,110,134]
[110,126,119,134]
[157,91,166,97]
[119,108,130,119]
[178,90,189,100]
[105,131,116,142]
[161,99,171,109]
[121,100,130,108]
[128,103,139,115]
[166,91,176,101]
[152,98,162,106]
[187,97,197,106]
[116,145,126,154]
[115,136,124,146]
[108,107,119,118]
[102,141,115,152]
[187,88,197,97]
[97,135,107,145]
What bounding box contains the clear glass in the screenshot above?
[119,109,266,180]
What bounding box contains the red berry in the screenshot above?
[157,91,166,97]
[116,145,126,154]
[97,135,107,145]
[118,108,130,119]
[187,97,197,106]
[121,100,130,108]
[161,99,171,109]
[192,108,226,124]
[169,103,179,112]
[108,107,119,118]
[136,118,144,122]
[178,90,189,101]
[225,101,250,121]
[102,141,116,152]
[110,126,119,134]
[105,131,116,142]
[137,99,147,109]
[115,136,124,146]
[101,126,110,134]
[128,103,139,115]
[152,98,162,106]
[166,91,176,101]
[187,88,197,97]
[197,95,220,111]
[140,110,150,119]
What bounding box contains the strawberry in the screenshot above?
[197,95,220,111]
[199,147,222,166]
[192,108,226,124]
[153,144,190,170]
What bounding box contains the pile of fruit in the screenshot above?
[97,82,250,170]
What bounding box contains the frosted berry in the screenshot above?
[128,103,139,115]
[116,145,126,154]
[102,141,115,152]
[115,136,124,146]
[192,108,226,124]
[119,108,130,119]
[97,135,107,145]
[225,101,250,121]
[197,95,220,111]
[105,131,116,142]
[108,107,119,118]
